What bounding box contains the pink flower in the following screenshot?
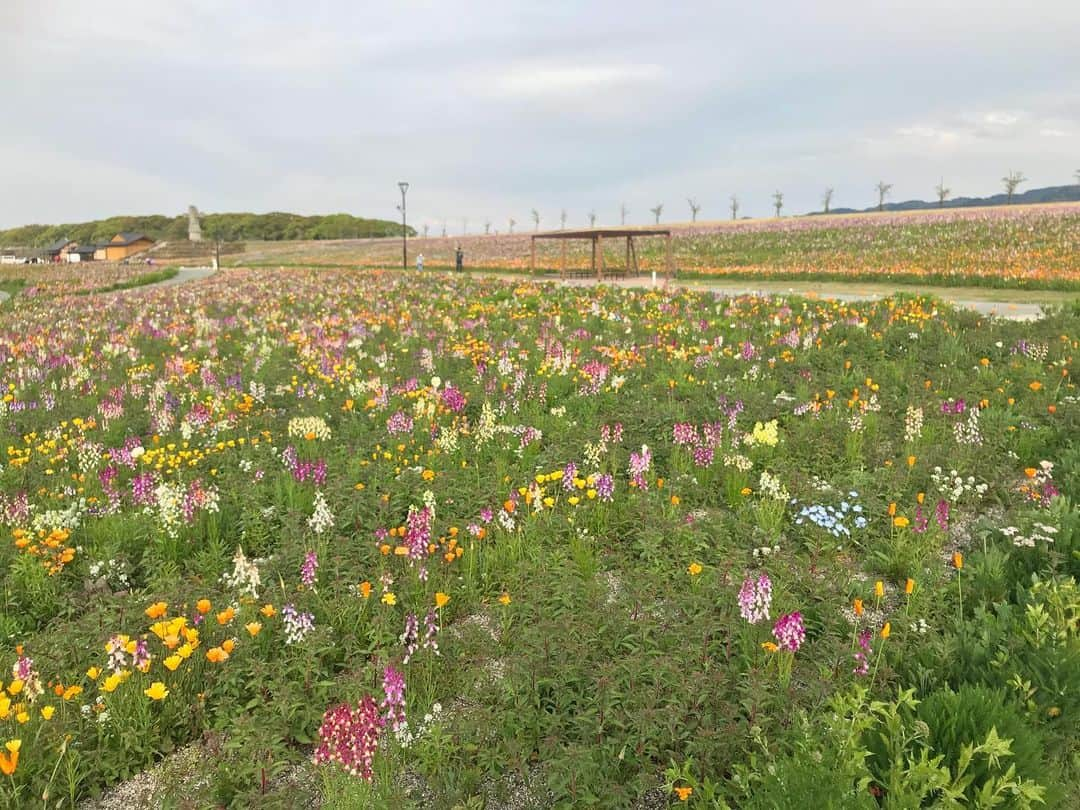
[772,611,806,652]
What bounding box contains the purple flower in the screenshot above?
[562,461,578,492]
[772,611,806,652]
[738,574,772,624]
[381,665,406,731]
[852,629,873,676]
[595,473,615,502]
[401,613,419,664]
[282,603,315,645]
[935,499,950,532]
[313,696,385,780]
[301,550,319,587]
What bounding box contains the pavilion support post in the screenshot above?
[561,240,567,280]
[625,236,631,276]
[665,233,674,280]
[530,236,536,275]
[597,234,604,281]
[630,237,638,274]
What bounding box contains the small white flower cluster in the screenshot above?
[953,407,982,446]
[287,416,331,441]
[31,499,87,535]
[434,425,459,453]
[723,454,753,472]
[758,471,789,501]
[909,618,930,634]
[931,467,988,502]
[904,405,923,442]
[220,546,262,599]
[474,401,498,445]
[150,481,185,539]
[308,491,335,535]
[752,543,781,559]
[88,558,130,590]
[1000,523,1057,549]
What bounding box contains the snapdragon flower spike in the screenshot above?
[772,611,806,652]
[405,506,433,561]
[401,613,419,664]
[423,609,440,656]
[595,473,615,502]
[312,695,385,780]
[737,574,773,624]
[381,665,406,731]
[301,550,319,587]
[562,461,578,492]
[282,603,315,645]
[852,629,873,676]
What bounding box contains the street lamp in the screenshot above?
[397,181,409,270]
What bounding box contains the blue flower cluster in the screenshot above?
[792,491,867,538]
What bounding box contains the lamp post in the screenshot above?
[398,181,409,270]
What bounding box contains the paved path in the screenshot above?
[474,272,1055,321]
[141,266,216,289]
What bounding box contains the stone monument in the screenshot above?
[187,205,202,242]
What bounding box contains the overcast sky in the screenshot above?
[3,0,1078,230]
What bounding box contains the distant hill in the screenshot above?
[813,184,1080,215]
[0,212,412,248]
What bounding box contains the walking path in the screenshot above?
[140,266,217,289]
[471,272,1062,321]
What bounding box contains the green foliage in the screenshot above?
[0,212,410,247]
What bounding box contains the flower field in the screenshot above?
[0,268,1078,808]
[242,203,1080,291]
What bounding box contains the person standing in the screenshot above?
[416,253,424,272]
[455,245,464,273]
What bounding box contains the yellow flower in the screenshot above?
[670,495,680,506]
[196,599,212,615]
[586,489,597,500]
[739,487,752,496]
[144,682,169,701]
[907,455,916,468]
[687,562,703,576]
[86,666,100,680]
[0,696,10,719]
[260,604,276,617]
[41,706,55,720]
[7,680,23,696]
[221,639,236,654]
[1029,381,1042,391]
[245,622,262,637]
[177,643,194,660]
[381,592,397,606]
[359,581,372,599]
[761,641,779,653]
[893,516,910,528]
[874,581,884,598]
[953,552,964,570]
[216,607,235,625]
[499,592,512,606]
[0,739,19,776]
[905,578,915,595]
[62,685,82,701]
[206,647,229,663]
[15,711,28,725]
[853,598,864,616]
[101,673,123,693]
[163,655,182,672]
[435,592,451,609]
[881,622,891,640]
[542,496,555,508]
[675,786,693,801]
[145,601,168,620]
[568,496,580,506]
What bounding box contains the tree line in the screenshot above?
[0,212,410,248]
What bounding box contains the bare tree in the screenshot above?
[730,195,739,220]
[531,208,541,231]
[619,203,629,225]
[822,187,834,214]
[1074,168,1080,186]
[560,209,567,230]
[462,217,468,235]
[508,217,516,234]
[1002,170,1026,204]
[687,198,701,222]
[875,181,893,212]
[772,191,784,217]
[441,221,447,238]
[422,224,430,238]
[935,179,951,208]
[484,220,491,235]
[588,210,597,228]
[650,204,664,224]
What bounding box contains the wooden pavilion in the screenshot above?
[528,228,674,280]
